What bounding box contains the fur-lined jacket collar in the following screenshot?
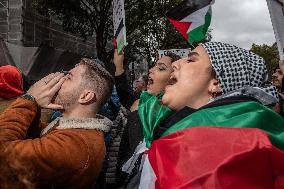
[41,114,112,136]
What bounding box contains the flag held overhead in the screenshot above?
[113,0,127,54]
[166,0,214,45]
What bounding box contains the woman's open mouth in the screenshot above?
[168,75,177,85]
[147,76,154,88]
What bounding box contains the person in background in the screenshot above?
[129,75,148,112]
[272,65,284,90]
[99,86,121,121]
[0,59,114,189]
[134,75,148,97]
[0,65,24,112]
[0,65,52,123]
[272,63,284,116]
[113,49,180,188]
[96,86,128,189]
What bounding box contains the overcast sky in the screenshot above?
[211,0,276,49]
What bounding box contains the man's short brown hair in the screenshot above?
[77,58,114,108]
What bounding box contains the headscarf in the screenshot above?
[201,42,278,105]
[0,65,24,99]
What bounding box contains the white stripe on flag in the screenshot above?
[180,5,211,32]
[138,155,157,189]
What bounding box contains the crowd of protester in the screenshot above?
[1,41,284,189]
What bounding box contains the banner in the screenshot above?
[266,0,284,60]
[158,48,191,59]
[113,0,127,54]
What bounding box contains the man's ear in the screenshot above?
[78,89,96,104]
[208,78,222,95]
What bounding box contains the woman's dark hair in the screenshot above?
[164,51,181,63]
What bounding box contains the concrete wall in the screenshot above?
[0,0,10,42]
[0,0,96,57]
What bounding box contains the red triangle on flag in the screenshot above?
[167,18,192,41]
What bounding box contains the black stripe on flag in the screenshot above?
[166,0,212,21]
[114,19,124,38]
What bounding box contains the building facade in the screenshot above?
[0,0,97,81]
[0,0,96,56]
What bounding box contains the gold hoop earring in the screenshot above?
[212,91,218,98]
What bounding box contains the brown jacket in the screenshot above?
[0,97,112,189]
[0,98,52,124]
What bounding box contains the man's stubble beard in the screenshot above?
[53,88,81,110]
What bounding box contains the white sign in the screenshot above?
[158,48,191,59]
[266,0,284,60]
[113,0,127,54]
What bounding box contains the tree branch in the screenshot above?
[127,14,160,37]
[80,0,99,14]
[125,0,140,10]
[79,0,99,29]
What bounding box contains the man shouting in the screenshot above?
[0,58,114,189]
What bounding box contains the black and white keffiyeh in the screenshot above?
[201,42,278,105]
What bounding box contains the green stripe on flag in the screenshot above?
[162,101,284,150]
[138,91,174,148]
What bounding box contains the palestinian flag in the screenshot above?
[139,127,284,189]
[166,0,214,45]
[137,92,284,188]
